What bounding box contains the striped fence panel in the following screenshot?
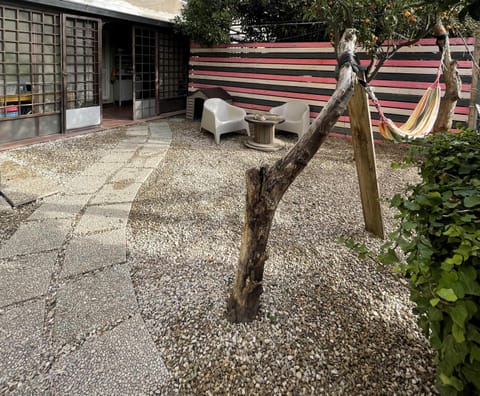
[189,38,476,137]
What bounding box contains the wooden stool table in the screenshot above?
[244,114,285,152]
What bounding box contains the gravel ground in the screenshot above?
[0,129,125,243]
[0,119,437,395]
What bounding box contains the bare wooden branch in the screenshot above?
[365,18,434,82]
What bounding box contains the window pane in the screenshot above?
[0,6,60,117]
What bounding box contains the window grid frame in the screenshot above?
[64,15,100,110]
[0,6,61,117]
[134,26,157,118]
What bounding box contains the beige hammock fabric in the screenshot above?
[377,82,441,141]
[369,52,444,142]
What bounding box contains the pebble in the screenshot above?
[0,120,436,395]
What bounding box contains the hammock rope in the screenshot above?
[365,50,445,141]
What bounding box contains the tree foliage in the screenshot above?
[174,0,479,47]
[234,0,325,42]
[173,0,234,46]
[309,0,440,81]
[428,0,480,21]
[387,130,480,395]
[345,129,480,395]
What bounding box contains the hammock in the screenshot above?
[368,57,444,142]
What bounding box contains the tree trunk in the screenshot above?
[467,26,480,130]
[433,21,462,132]
[226,29,358,323]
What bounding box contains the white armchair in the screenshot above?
[200,98,250,144]
[269,100,310,138]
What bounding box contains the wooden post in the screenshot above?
[347,78,385,239]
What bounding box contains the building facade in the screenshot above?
[0,0,189,145]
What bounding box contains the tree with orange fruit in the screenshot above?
[309,0,478,131]
[176,0,477,129]
[310,1,436,81]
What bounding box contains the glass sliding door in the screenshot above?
[63,14,101,131]
[157,30,189,114]
[133,26,156,120]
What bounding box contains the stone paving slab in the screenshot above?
[149,121,171,131]
[28,193,91,221]
[149,133,172,141]
[123,136,148,144]
[115,141,143,151]
[0,177,60,208]
[0,159,61,207]
[61,228,126,277]
[110,166,153,185]
[89,181,143,205]
[63,174,111,195]
[51,314,168,395]
[0,251,57,307]
[0,194,12,212]
[125,126,149,136]
[0,300,45,384]
[74,203,131,235]
[54,265,137,346]
[98,151,135,164]
[80,161,126,178]
[140,142,171,153]
[126,152,167,169]
[0,218,72,259]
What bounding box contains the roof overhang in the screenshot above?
[16,0,175,28]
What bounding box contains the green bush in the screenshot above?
[382,129,480,395]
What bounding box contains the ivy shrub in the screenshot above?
[379,129,480,395]
[341,130,480,394]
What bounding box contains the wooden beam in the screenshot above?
[348,79,385,239]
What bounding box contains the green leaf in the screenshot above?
[455,241,472,260]
[377,248,399,265]
[437,288,458,302]
[467,325,480,344]
[402,221,417,231]
[442,254,463,268]
[464,195,480,208]
[470,345,480,363]
[428,191,443,203]
[440,270,459,287]
[444,225,463,237]
[429,306,443,321]
[430,298,440,307]
[462,364,480,391]
[404,200,420,211]
[441,335,469,374]
[444,200,460,209]
[458,266,480,296]
[439,373,464,391]
[452,323,465,343]
[448,302,468,329]
[390,193,402,208]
